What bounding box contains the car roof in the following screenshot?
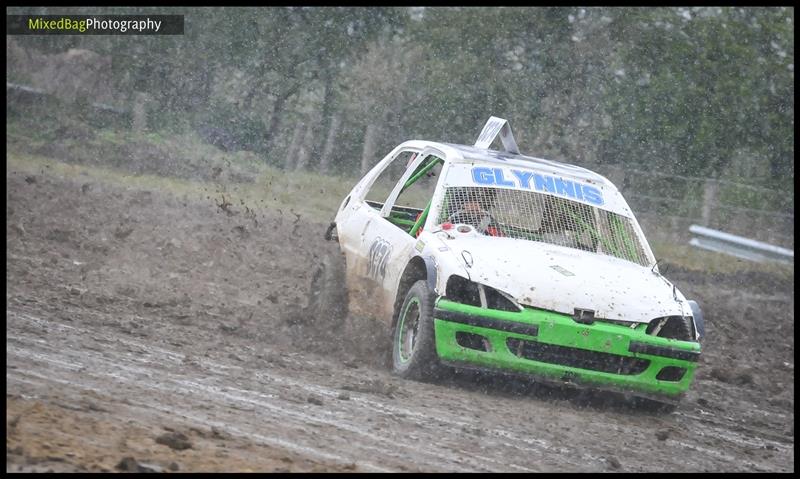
[399,140,615,188]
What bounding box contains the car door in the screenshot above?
[341,149,446,319]
[359,151,426,287]
[363,152,447,316]
[334,149,417,314]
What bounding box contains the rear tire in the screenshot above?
[305,244,349,330]
[392,280,440,380]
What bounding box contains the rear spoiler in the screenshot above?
[474,116,519,154]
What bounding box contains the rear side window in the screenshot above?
[364,151,418,210]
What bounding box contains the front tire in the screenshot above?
[631,396,679,414]
[392,280,440,380]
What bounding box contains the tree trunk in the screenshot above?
[360,123,377,175]
[318,112,341,174]
[262,78,309,162]
[294,122,316,171]
[316,71,335,156]
[284,120,304,170]
[263,95,287,161]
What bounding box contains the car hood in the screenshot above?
[437,234,682,323]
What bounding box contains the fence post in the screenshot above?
[700,178,718,226]
[360,123,377,175]
[757,213,774,246]
[131,92,149,132]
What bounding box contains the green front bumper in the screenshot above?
[433,298,701,398]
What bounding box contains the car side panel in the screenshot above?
[362,215,417,322]
[335,146,425,323]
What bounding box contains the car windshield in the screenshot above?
[436,186,650,266]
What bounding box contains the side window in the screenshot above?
[388,155,444,235]
[364,151,418,211]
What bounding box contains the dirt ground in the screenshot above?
[5,166,794,472]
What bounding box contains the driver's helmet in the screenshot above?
[446,187,496,214]
[475,187,498,210]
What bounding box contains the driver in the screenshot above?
[446,188,503,236]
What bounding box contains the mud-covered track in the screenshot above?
[6,170,794,472]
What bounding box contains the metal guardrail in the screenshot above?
[7,81,46,95]
[689,225,794,265]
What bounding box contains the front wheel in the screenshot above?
[392,280,440,380]
[631,396,679,414]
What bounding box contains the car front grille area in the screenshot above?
[506,338,650,375]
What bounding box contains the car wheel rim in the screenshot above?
[398,298,421,364]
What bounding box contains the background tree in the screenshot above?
[6,6,793,213]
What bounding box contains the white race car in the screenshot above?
[310,117,704,409]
